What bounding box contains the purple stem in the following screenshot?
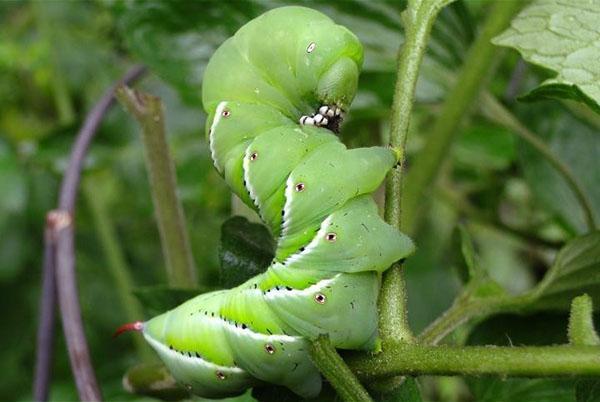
[58,65,147,211]
[33,65,146,402]
[33,226,57,401]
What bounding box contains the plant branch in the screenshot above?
[401,0,521,235]
[309,336,373,402]
[34,65,146,402]
[54,211,102,401]
[116,87,197,288]
[380,0,454,344]
[417,288,529,346]
[480,92,597,231]
[33,226,57,402]
[349,341,600,379]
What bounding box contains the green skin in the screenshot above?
[142,6,414,399]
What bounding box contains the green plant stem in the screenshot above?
[82,179,153,360]
[563,99,600,131]
[116,86,198,288]
[417,288,529,346]
[381,0,453,345]
[349,341,600,379]
[568,294,600,346]
[480,92,597,231]
[417,299,481,346]
[401,0,521,235]
[309,336,373,402]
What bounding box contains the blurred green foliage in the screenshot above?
[1,1,599,401]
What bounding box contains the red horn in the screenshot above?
[113,321,144,338]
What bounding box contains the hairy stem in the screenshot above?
[83,179,152,360]
[349,341,600,379]
[480,92,597,231]
[116,87,197,288]
[309,336,373,402]
[401,0,521,234]
[381,0,453,344]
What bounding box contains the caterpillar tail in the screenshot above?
[124,6,415,399]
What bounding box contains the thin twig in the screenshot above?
[34,65,146,402]
[33,226,57,401]
[54,210,102,401]
[116,86,197,288]
[58,66,146,211]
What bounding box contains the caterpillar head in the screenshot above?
[201,6,363,136]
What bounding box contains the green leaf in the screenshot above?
[133,285,212,317]
[123,363,189,401]
[113,1,472,109]
[450,225,508,300]
[454,124,516,171]
[493,0,600,114]
[113,0,261,106]
[516,102,600,233]
[219,216,274,288]
[576,379,600,402]
[251,385,303,402]
[531,231,600,311]
[375,377,423,402]
[469,378,575,402]
[468,312,569,347]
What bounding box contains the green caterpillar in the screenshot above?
[123,6,414,399]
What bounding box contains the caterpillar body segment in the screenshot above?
[139,6,415,398]
[202,6,363,118]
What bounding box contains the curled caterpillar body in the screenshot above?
[139,6,415,398]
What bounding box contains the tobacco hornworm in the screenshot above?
[121,6,414,398]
